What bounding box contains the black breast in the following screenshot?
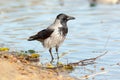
[59,27,68,36]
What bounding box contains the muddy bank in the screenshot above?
[0,51,74,80]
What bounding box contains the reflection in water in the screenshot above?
[0,0,120,79]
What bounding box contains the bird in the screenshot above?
[28,13,75,62]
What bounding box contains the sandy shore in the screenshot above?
[0,52,74,80]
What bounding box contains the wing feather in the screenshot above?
[28,29,54,41]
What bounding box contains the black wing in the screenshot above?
[28,29,54,41]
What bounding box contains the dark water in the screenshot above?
[0,0,120,79]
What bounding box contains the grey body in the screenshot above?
[28,13,75,62]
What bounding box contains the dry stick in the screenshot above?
[68,51,108,66]
[95,51,108,59]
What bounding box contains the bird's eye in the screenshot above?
[63,17,67,21]
[63,18,66,20]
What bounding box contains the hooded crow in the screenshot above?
[28,13,75,62]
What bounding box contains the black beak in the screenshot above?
[67,16,75,20]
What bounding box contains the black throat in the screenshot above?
[59,21,68,36]
[60,19,67,27]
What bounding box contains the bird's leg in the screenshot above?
[56,46,60,66]
[49,48,54,63]
[56,46,59,60]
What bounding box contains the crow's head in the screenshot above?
[56,13,75,23]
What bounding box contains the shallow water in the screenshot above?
[0,0,120,79]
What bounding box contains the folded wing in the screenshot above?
[28,29,54,41]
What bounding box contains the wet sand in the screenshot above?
[0,52,74,80]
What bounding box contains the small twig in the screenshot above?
[68,51,108,66]
[95,51,108,59]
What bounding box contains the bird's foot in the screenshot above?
[50,58,54,63]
